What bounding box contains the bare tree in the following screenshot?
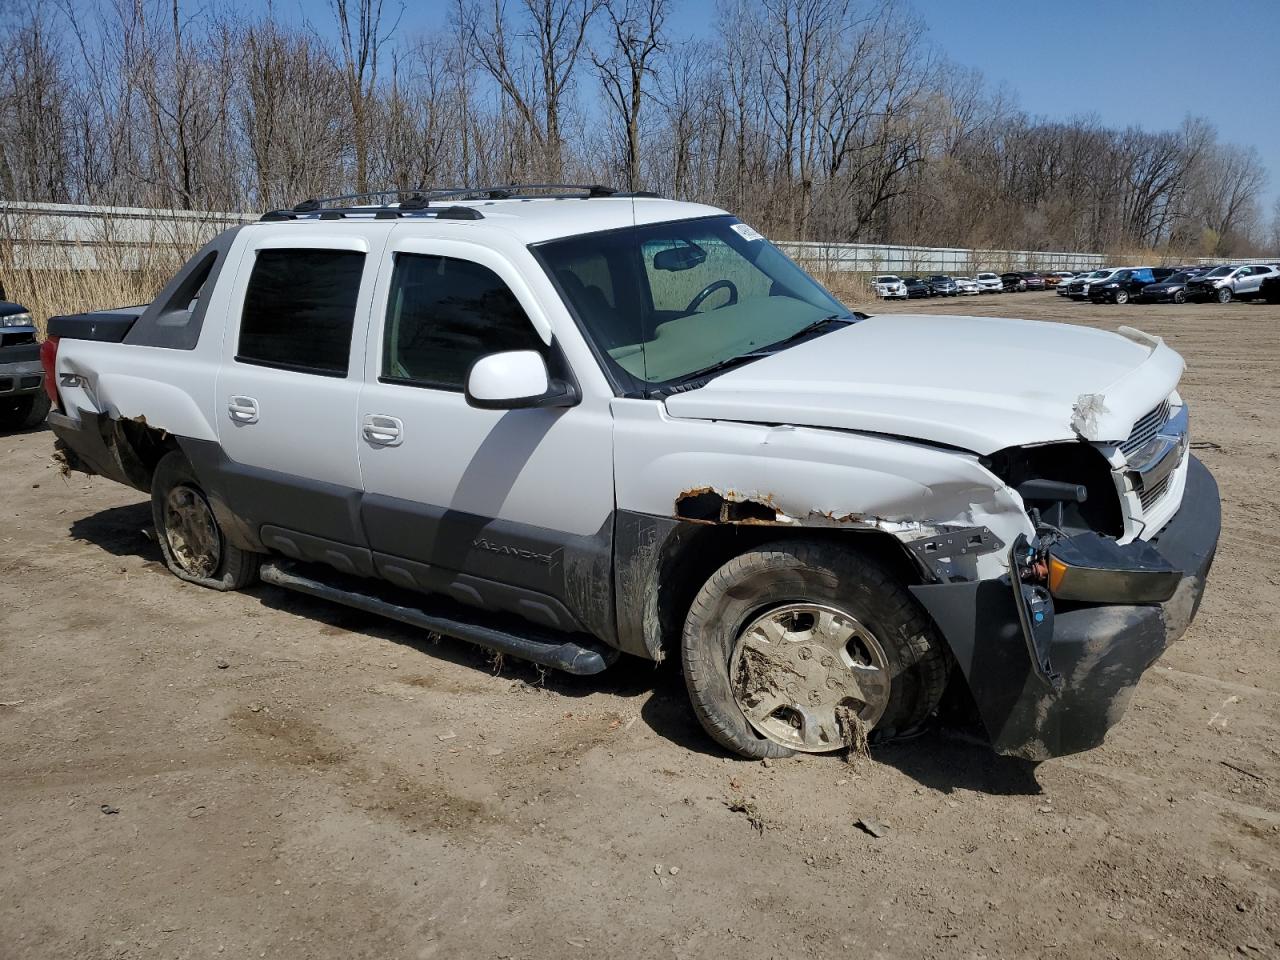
[465,0,602,179]
[329,0,400,193]
[590,0,667,190]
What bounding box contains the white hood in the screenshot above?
[662,314,1184,455]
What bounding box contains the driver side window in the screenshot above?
[380,253,547,392]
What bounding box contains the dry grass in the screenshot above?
[0,213,227,338]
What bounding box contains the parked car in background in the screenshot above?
[1137,270,1201,304]
[1065,269,1117,299]
[1089,267,1175,304]
[1262,274,1280,304]
[1000,272,1027,292]
[974,272,1004,293]
[0,284,50,432]
[953,277,980,295]
[1186,263,1280,303]
[1020,272,1048,291]
[902,277,934,298]
[1043,272,1074,287]
[927,275,959,296]
[872,275,907,299]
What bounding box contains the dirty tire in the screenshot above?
[681,540,949,759]
[1217,287,1232,304]
[151,450,258,591]
[0,392,50,431]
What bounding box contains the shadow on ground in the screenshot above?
[67,500,1043,795]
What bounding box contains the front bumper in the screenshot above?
[1,356,45,398]
[910,455,1219,760]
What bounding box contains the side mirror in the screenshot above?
[465,350,579,410]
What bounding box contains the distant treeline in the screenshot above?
[1,0,1274,256]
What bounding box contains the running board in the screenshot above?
[259,561,616,676]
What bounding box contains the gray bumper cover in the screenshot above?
[911,455,1219,760]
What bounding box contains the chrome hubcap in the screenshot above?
[729,603,891,753]
[164,485,220,578]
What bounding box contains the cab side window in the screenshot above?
[237,249,366,376]
[381,254,547,391]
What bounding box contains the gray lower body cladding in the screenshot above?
[910,456,1219,760]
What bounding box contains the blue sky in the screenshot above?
[289,0,1279,214]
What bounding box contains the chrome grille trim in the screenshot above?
[1120,399,1172,458]
[1138,472,1173,511]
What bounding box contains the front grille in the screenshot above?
[1,331,36,348]
[1120,399,1172,458]
[1139,472,1172,511]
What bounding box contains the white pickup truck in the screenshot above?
[45,186,1219,761]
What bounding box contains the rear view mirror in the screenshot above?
[465,350,579,410]
[653,243,707,272]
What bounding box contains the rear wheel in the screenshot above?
[681,540,949,758]
[0,392,50,431]
[151,450,258,591]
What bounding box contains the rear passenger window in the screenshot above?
[381,254,546,391]
[237,249,365,376]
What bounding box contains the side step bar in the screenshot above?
[259,561,617,676]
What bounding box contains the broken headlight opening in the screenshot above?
[983,441,1122,538]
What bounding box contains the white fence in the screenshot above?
[0,200,1259,273]
[0,201,252,269]
[777,241,1111,275]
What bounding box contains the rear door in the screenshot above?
[355,233,616,638]
[212,228,387,571]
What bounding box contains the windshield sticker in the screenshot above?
[731,222,764,242]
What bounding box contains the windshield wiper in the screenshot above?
[670,314,856,389]
[759,314,854,352]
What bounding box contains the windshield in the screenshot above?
[536,216,849,386]
[1204,266,1233,278]
[1166,271,1192,283]
[875,276,901,283]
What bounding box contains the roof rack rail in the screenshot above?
[259,183,662,221]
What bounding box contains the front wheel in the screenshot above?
[1173,290,1187,304]
[0,392,50,432]
[681,540,949,758]
[1217,287,1233,304]
[151,450,258,591]
[1115,290,1129,304]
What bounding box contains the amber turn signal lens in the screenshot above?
[1046,555,1069,595]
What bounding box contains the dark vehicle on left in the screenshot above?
[926,275,959,296]
[902,276,934,298]
[1136,270,1202,304]
[1089,268,1175,304]
[0,282,49,431]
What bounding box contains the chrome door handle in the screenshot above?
[362,414,403,446]
[228,396,259,423]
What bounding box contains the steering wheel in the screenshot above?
[685,279,738,314]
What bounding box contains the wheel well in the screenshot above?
[111,418,180,491]
[655,525,926,661]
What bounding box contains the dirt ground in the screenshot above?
[3,293,1278,960]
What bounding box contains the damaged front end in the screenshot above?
[911,456,1217,759]
[910,419,1219,761]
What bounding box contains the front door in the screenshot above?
[355,234,616,639]
[213,229,387,570]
